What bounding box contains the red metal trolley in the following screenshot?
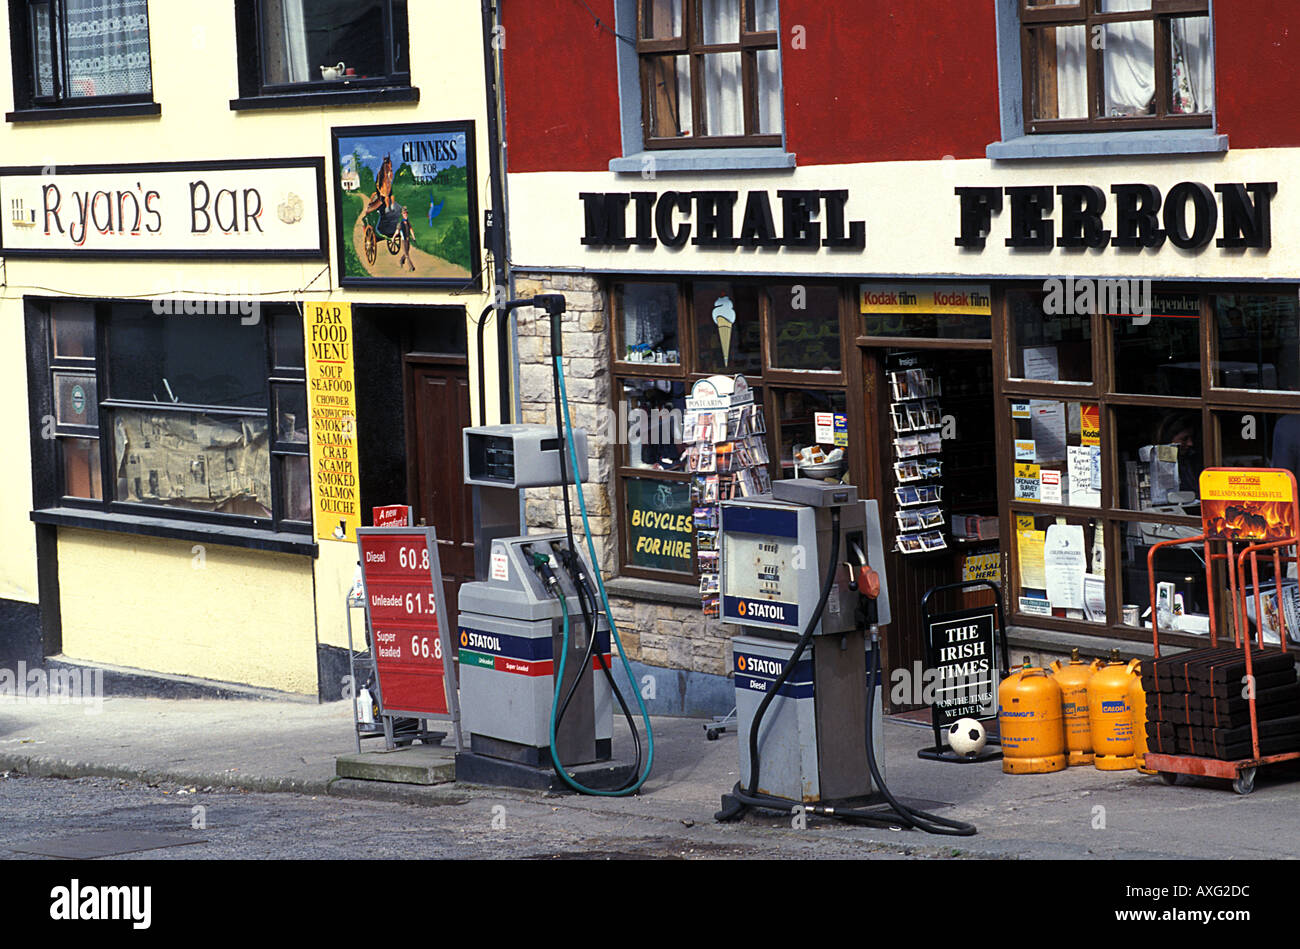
[1144,468,1300,794]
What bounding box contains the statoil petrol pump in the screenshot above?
[715,478,977,835]
[453,294,653,795]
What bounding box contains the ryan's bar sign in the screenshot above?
[579,189,865,250]
[0,158,326,258]
[955,182,1276,252]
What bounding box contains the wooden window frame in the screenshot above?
[610,277,851,583]
[9,0,155,111]
[996,281,1300,649]
[636,0,782,150]
[32,296,311,536]
[1020,0,1213,135]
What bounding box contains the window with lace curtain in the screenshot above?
[1023,0,1213,133]
[637,0,783,149]
[16,0,152,106]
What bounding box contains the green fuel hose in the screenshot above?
[548,354,655,796]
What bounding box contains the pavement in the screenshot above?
[4,688,1300,860]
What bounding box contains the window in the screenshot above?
[1021,0,1213,134]
[610,279,847,581]
[234,0,412,104]
[636,0,782,149]
[998,283,1300,650]
[10,0,153,111]
[32,299,310,536]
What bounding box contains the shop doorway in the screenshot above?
[862,346,1001,712]
[405,356,475,614]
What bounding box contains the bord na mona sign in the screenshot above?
[955,181,1276,252]
[579,189,865,250]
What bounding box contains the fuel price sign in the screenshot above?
[356,527,458,722]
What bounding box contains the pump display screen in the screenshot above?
[721,505,801,630]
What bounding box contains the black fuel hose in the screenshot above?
[716,509,842,821]
[550,558,644,791]
[714,508,977,836]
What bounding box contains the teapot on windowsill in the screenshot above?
[320,62,346,81]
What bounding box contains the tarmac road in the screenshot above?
[3,694,1300,859]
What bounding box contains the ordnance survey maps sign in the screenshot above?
[306,302,361,542]
[0,158,326,258]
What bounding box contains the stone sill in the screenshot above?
[987,130,1227,161]
[609,148,797,174]
[604,576,702,609]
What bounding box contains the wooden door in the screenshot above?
[406,357,474,621]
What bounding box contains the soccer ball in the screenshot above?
[948,718,987,756]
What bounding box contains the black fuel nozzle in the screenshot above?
[530,549,561,592]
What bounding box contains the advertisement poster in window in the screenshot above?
[627,479,694,573]
[305,302,361,541]
[331,122,481,288]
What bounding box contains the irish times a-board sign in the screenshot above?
[926,608,998,726]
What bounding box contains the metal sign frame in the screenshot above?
[918,580,1010,763]
[356,526,463,751]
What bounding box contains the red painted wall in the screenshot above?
[502,0,624,172]
[1214,1,1300,148]
[780,1,999,165]
[502,0,1299,173]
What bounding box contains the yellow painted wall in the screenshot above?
[0,3,504,690]
[58,529,317,693]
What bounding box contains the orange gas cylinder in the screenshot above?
[1050,647,1100,766]
[1128,661,1156,775]
[998,656,1067,774]
[1088,649,1139,771]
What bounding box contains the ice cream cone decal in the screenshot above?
[712,295,737,366]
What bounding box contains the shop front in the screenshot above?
[507,151,1297,713]
[0,1,501,694]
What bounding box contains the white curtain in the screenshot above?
[65,0,152,97]
[1100,0,1155,117]
[1171,17,1213,113]
[1055,25,1088,119]
[280,0,309,84]
[701,0,743,136]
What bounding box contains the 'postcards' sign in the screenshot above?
[0,158,326,258]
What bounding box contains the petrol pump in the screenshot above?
[453,295,653,795]
[715,479,976,835]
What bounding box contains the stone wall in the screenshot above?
[514,271,734,679]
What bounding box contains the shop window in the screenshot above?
[10,0,153,110]
[32,299,309,533]
[692,282,762,376]
[618,377,687,470]
[1118,520,1209,634]
[1020,0,1213,134]
[1009,399,1101,507]
[235,0,410,99]
[609,275,847,581]
[1213,293,1300,392]
[1113,404,1202,513]
[1111,312,1201,397]
[768,284,841,372]
[1013,510,1106,624]
[1007,289,1092,382]
[615,283,680,366]
[636,0,782,149]
[773,388,845,479]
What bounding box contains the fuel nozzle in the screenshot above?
[530,549,561,592]
[844,538,880,600]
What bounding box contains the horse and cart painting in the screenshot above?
[332,122,481,288]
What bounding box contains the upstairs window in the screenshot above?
[1022,0,1213,134]
[242,0,409,94]
[637,0,782,149]
[13,0,152,108]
